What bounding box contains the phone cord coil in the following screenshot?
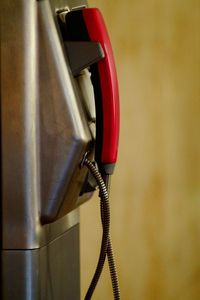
[83,158,120,300]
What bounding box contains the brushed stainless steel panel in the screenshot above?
[2,0,41,249]
[2,225,80,300]
[1,0,94,249]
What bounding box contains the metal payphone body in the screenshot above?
[1,0,92,299]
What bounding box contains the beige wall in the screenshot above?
[81,1,200,299]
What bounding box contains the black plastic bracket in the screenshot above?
[64,41,104,75]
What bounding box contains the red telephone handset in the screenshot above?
[82,9,120,174]
[64,8,120,174]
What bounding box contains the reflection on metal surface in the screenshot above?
[57,9,70,22]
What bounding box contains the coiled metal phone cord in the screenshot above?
[101,174,120,300]
[83,157,120,300]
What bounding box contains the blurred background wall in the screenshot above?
[81,1,200,299]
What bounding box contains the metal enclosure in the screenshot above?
[1,0,93,299]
